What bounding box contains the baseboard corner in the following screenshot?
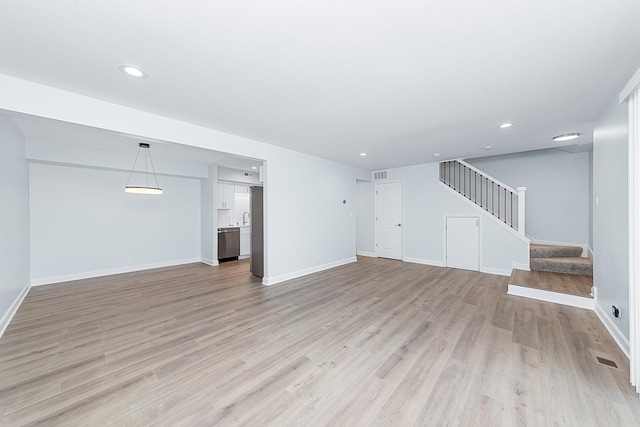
[594,302,630,359]
[0,281,31,338]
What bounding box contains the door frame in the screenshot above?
[375,180,405,260]
[443,214,482,270]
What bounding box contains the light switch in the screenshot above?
[595,196,600,207]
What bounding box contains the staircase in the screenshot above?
[439,159,527,235]
[530,244,592,276]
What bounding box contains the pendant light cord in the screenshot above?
[125,146,143,188]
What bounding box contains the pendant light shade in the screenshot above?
[125,143,163,195]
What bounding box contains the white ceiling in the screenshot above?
[1,0,639,170]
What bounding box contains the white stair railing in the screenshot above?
[439,159,526,235]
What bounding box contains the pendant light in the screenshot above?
[124,143,163,195]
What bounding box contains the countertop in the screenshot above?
[219,224,250,229]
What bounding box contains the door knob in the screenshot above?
[397,223,402,226]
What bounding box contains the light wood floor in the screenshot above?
[509,268,593,298]
[0,257,638,426]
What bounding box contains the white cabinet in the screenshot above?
[240,227,251,257]
[234,183,249,194]
[218,181,235,209]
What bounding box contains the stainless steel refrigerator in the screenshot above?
[250,186,264,278]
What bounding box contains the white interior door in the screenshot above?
[376,182,403,260]
[446,217,479,271]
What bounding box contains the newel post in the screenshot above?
[517,187,526,236]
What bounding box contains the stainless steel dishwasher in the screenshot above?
[218,227,240,260]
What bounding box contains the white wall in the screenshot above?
[218,166,261,184]
[467,149,590,245]
[0,74,369,286]
[264,152,359,283]
[0,115,30,335]
[357,180,375,256]
[365,163,528,273]
[593,97,629,339]
[201,165,217,265]
[30,163,201,283]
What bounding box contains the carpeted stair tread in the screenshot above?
[530,243,583,259]
[530,257,593,276]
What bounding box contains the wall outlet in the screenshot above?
[612,305,621,318]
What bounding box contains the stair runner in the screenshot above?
[530,244,592,276]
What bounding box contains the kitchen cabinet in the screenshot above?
[234,183,249,194]
[240,227,251,257]
[218,181,235,209]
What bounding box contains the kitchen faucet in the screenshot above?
[242,212,250,225]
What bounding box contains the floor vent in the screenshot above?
[596,356,618,369]
[373,171,388,180]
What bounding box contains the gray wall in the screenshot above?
[357,180,375,255]
[201,165,218,264]
[0,115,30,332]
[593,97,629,338]
[30,162,202,282]
[359,163,529,273]
[468,149,590,246]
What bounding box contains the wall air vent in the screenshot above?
[373,171,388,180]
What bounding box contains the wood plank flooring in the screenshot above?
[510,268,593,298]
[0,257,637,426]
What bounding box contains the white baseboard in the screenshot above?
[586,245,594,259]
[201,257,219,266]
[513,262,530,271]
[482,267,512,277]
[30,258,203,286]
[357,251,377,258]
[595,301,630,359]
[262,257,357,286]
[507,284,595,310]
[403,257,444,267]
[0,281,31,338]
[528,237,590,258]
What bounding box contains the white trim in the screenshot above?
[513,262,531,271]
[30,258,203,286]
[201,257,219,266]
[586,245,594,259]
[440,182,530,244]
[262,257,357,286]
[455,158,519,194]
[507,284,595,310]
[482,267,512,277]
[528,237,590,258]
[0,281,31,338]
[403,257,444,267]
[620,66,640,104]
[357,251,377,258]
[628,86,640,391]
[595,301,631,359]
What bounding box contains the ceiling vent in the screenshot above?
[373,171,388,180]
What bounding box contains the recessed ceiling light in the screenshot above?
[499,123,513,129]
[360,152,367,157]
[251,166,258,170]
[553,133,580,142]
[484,145,493,150]
[119,64,147,79]
[433,153,441,157]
